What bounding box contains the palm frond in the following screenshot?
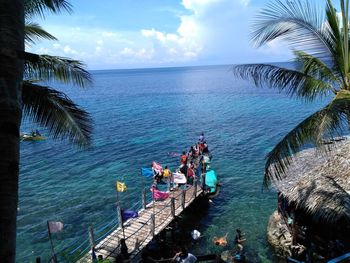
[25,21,57,45]
[24,0,72,18]
[294,50,342,90]
[252,0,332,59]
[22,81,92,147]
[324,0,343,67]
[340,0,350,75]
[233,63,335,101]
[264,90,350,187]
[24,55,92,87]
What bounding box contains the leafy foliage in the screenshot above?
[233,63,335,101]
[23,0,93,147]
[25,21,57,44]
[233,0,350,186]
[22,81,92,148]
[264,91,350,186]
[24,55,92,87]
[24,0,72,18]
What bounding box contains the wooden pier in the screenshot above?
[79,180,204,262]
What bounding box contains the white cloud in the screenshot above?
[120,47,154,60]
[257,39,289,57]
[101,31,118,38]
[120,47,134,56]
[36,47,49,54]
[140,24,201,61]
[63,45,78,55]
[182,0,221,13]
[26,0,291,69]
[52,43,61,50]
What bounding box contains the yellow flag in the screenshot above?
[116,181,127,192]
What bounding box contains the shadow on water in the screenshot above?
[141,196,284,263]
[142,197,210,261]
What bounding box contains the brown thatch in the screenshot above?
[272,138,350,224]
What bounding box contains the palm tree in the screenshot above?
[233,0,350,187]
[0,0,92,261]
[23,0,93,146]
[0,1,25,262]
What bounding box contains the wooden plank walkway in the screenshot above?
[78,183,203,262]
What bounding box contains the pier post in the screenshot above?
[150,213,155,237]
[47,221,58,263]
[88,225,95,256]
[194,179,197,198]
[171,197,175,218]
[201,173,205,190]
[117,205,123,228]
[142,188,146,209]
[181,189,186,209]
[117,204,126,239]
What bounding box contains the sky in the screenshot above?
[27,0,296,70]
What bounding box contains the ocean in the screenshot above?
[17,65,327,262]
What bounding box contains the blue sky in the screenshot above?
[27,0,296,70]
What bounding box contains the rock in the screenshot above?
[267,210,293,258]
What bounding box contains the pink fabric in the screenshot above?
[151,188,169,201]
[152,161,163,173]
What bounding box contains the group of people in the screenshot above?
[187,133,210,160]
[152,164,170,185]
[171,229,246,262]
[151,133,211,190]
[212,229,247,262]
[179,132,212,180]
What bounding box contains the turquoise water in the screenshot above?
[17,65,327,262]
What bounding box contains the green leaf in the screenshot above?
[22,81,93,148]
[233,63,335,101]
[24,55,92,87]
[252,0,332,59]
[264,90,350,187]
[25,0,72,18]
[25,21,57,45]
[293,50,341,92]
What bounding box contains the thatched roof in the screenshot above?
[272,138,350,224]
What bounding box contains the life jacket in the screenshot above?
[163,169,170,177]
[181,155,187,164]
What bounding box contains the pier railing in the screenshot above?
[51,179,201,262]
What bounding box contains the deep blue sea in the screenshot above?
[17,65,327,262]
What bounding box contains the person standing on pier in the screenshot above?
[198,133,205,143]
[180,151,188,165]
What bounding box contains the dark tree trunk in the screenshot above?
[0,0,24,262]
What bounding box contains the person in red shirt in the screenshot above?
[180,151,187,165]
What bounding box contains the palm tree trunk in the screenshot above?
[0,0,24,262]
